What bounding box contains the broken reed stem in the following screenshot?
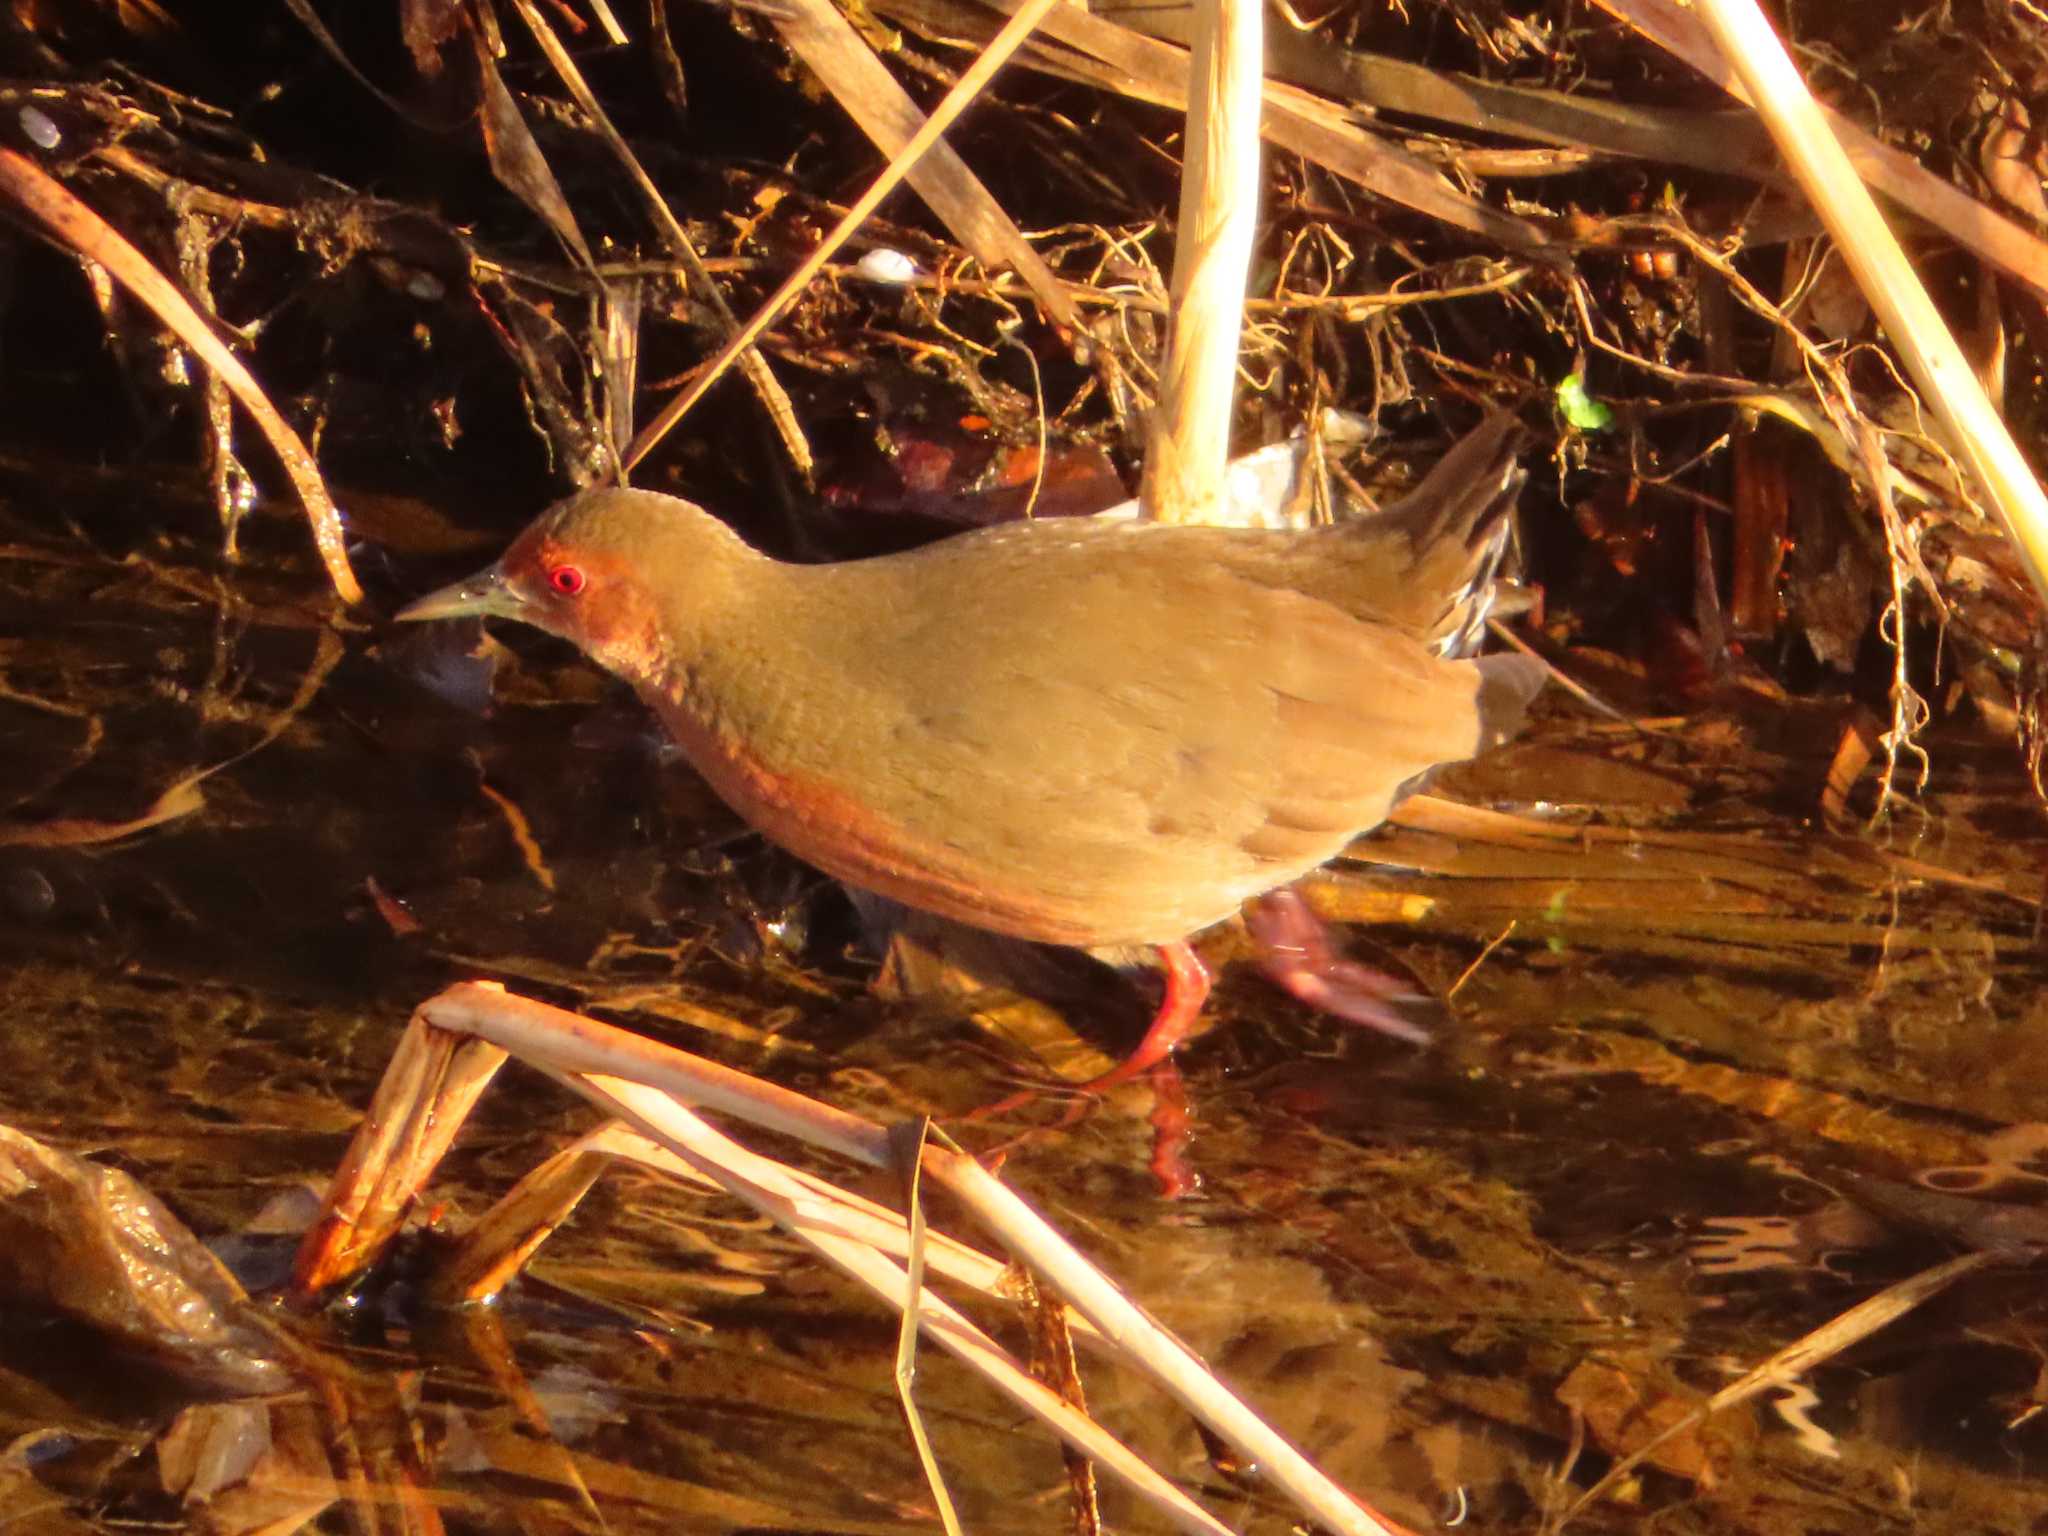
[290,1016,509,1294]
[413,982,1405,1536]
[567,1070,1239,1536]
[930,1145,1406,1536]
[465,1120,1109,1332]
[1139,0,1263,525]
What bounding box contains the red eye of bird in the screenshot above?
[547,564,586,597]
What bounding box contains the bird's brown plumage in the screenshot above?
[401,417,1546,952]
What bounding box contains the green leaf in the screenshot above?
[1555,373,1613,432]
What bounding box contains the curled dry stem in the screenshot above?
[0,147,362,605]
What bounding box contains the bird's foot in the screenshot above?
[965,939,1216,1119]
[1075,940,1213,1092]
[1244,888,1433,1044]
[960,943,1212,1197]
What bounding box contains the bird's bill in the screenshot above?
[395,565,522,623]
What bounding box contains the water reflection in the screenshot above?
[5,491,2048,1531]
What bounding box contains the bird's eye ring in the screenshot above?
[547,564,586,596]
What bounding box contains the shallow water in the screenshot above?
[5,482,2048,1534]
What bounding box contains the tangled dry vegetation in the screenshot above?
[0,0,2043,789]
[6,4,2048,1533]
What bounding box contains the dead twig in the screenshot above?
[1550,1249,2006,1533]
[0,148,362,605]
[1678,0,2048,609]
[505,0,812,484]
[624,0,1072,470]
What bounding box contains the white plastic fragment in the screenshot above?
[1095,408,1376,529]
[18,106,59,150]
[854,248,920,286]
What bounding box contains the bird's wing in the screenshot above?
[759,533,1516,945]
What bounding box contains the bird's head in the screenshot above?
[397,487,753,680]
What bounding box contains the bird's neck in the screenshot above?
[622,534,799,762]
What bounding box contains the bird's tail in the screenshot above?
[1355,413,1530,656]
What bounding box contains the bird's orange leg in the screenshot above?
[966,946,1210,1197]
[1071,940,1213,1093]
[965,940,1211,1121]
